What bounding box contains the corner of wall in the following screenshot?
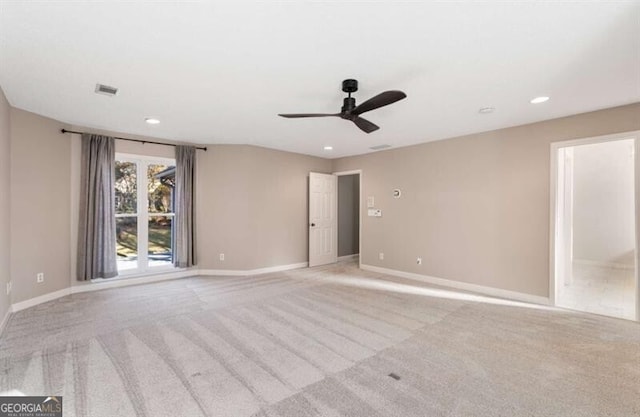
[0,86,12,332]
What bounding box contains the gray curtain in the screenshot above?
[174,145,197,268]
[77,134,118,280]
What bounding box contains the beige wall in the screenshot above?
[197,145,331,270]
[10,108,70,303]
[4,101,639,305]
[8,111,330,305]
[0,88,11,320]
[573,139,635,266]
[338,174,359,257]
[333,103,640,297]
[65,128,331,272]
[73,125,180,160]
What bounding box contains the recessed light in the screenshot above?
[145,118,160,125]
[479,107,495,114]
[324,146,333,151]
[530,96,550,104]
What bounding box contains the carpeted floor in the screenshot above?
[0,262,639,417]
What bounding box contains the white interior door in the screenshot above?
[309,172,337,267]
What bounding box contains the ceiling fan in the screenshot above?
[278,79,407,133]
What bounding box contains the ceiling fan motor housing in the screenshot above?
[342,79,358,93]
[341,97,357,116]
[341,79,358,116]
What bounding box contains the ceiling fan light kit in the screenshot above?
[278,79,406,133]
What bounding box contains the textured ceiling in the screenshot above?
[1,1,638,158]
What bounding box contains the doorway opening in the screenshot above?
[337,172,360,264]
[552,133,638,321]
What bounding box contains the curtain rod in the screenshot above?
[60,129,207,151]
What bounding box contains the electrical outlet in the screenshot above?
[36,273,44,283]
[6,281,11,295]
[219,253,225,261]
[416,257,422,265]
[379,252,384,260]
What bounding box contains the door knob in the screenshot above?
[310,223,316,227]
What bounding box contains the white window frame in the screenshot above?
[115,153,177,275]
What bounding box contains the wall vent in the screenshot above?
[369,144,391,150]
[95,83,119,96]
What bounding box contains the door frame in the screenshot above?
[333,169,363,269]
[549,130,640,321]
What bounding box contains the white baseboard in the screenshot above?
[6,261,310,318]
[0,306,11,335]
[360,264,550,306]
[199,262,308,277]
[338,254,359,262]
[11,287,72,313]
[74,270,196,293]
[10,270,197,314]
[573,259,635,271]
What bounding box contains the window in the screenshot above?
[115,154,176,273]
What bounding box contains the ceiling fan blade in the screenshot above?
[352,90,407,116]
[278,113,339,118]
[352,116,379,133]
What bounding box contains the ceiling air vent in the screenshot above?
[95,83,119,96]
[369,144,391,150]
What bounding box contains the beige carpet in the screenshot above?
[0,262,638,416]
